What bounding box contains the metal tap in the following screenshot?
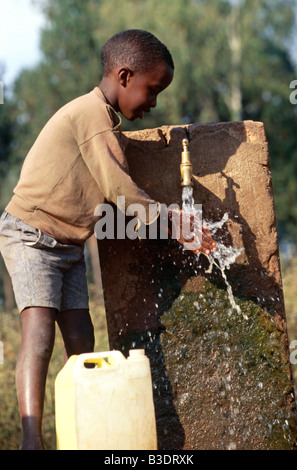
[180,138,193,187]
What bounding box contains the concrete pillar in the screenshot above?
[97,121,297,450]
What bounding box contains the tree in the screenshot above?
[5,0,297,243]
[0,77,17,310]
[238,0,297,241]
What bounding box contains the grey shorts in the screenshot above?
[0,211,89,313]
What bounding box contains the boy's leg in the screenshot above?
[57,309,95,358]
[16,307,56,450]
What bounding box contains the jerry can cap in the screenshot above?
[129,349,145,357]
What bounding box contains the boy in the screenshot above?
[0,30,216,450]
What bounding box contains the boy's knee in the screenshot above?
[20,307,56,360]
[33,342,54,360]
[81,321,95,349]
[57,309,95,354]
[65,321,95,354]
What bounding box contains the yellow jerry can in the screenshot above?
[55,349,157,450]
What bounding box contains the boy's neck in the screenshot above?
[98,77,119,112]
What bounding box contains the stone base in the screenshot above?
[98,121,297,450]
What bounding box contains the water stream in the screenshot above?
[112,186,294,450]
[182,186,245,318]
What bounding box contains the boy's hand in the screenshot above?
[167,209,216,255]
[198,226,217,255]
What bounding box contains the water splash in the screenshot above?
[182,186,245,318]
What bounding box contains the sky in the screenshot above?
[0,0,44,87]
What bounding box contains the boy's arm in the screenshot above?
[80,129,216,255]
[79,129,159,225]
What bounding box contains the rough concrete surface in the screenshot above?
[98,121,297,450]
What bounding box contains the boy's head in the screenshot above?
[100,30,174,121]
[101,29,174,76]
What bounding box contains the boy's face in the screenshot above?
[117,62,173,121]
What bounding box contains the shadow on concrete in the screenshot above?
[97,122,291,449]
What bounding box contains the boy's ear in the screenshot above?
[118,67,133,88]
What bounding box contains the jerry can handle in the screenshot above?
[74,351,125,371]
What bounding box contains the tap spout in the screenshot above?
[180,138,193,187]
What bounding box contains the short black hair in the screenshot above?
[101,29,174,76]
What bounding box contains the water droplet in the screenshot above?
[182,189,244,316]
[227,442,237,450]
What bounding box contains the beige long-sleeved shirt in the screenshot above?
[6,87,158,245]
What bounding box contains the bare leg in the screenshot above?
[16,307,94,449]
[16,307,56,450]
[57,309,94,359]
